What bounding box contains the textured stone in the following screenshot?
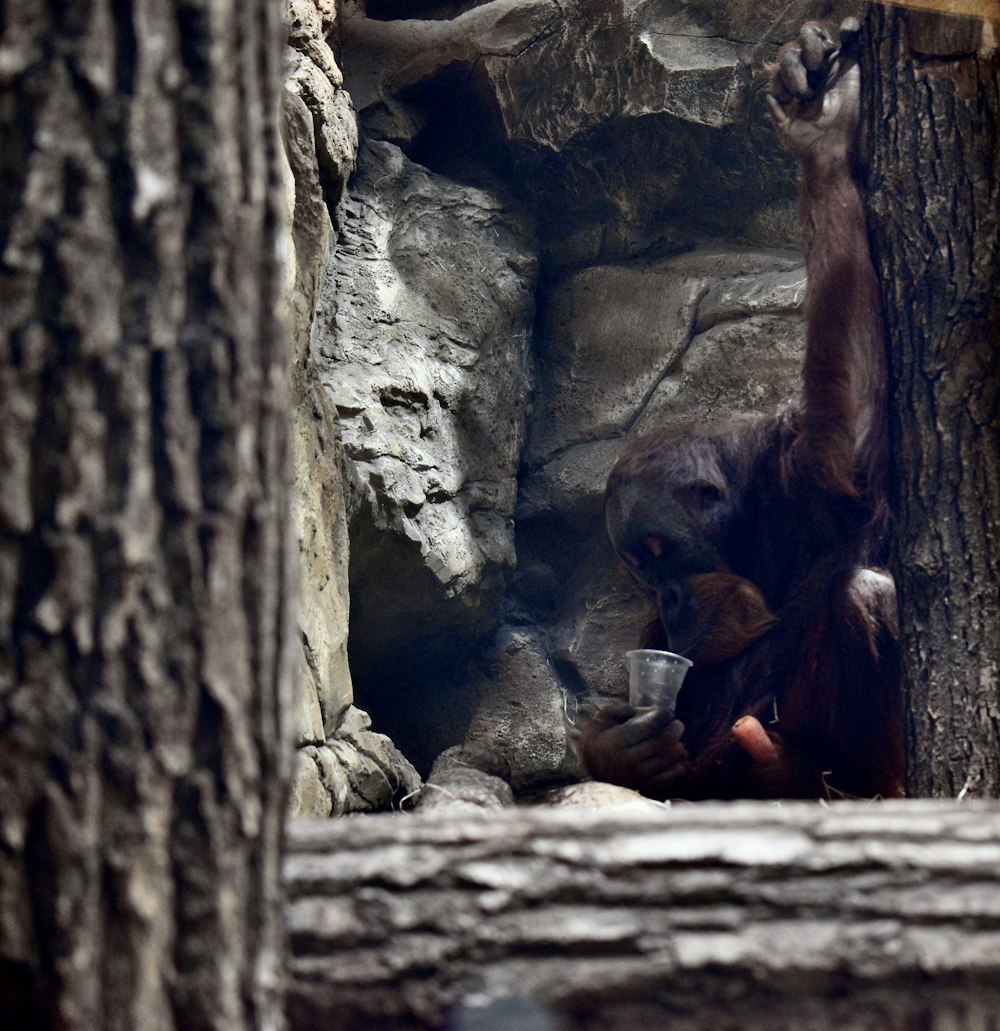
[464,628,586,792]
[532,781,671,811]
[290,372,354,739]
[287,0,343,88]
[415,744,515,812]
[313,140,536,691]
[340,0,562,114]
[481,0,755,152]
[312,0,337,30]
[283,0,442,816]
[342,0,864,269]
[555,556,657,705]
[283,20,358,745]
[632,312,806,437]
[291,708,422,816]
[522,246,806,521]
[527,265,704,465]
[289,751,333,819]
[285,48,358,218]
[514,438,624,526]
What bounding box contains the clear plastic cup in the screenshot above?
[627,649,693,715]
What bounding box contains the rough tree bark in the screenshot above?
[863,3,1000,795]
[285,803,1000,1031]
[0,1,293,1028]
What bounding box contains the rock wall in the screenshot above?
[285,0,863,800]
[313,139,537,695]
[283,0,420,816]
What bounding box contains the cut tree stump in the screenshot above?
[285,800,1000,1030]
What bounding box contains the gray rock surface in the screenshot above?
[283,0,359,750]
[284,0,432,815]
[533,781,671,811]
[339,0,867,267]
[527,247,805,476]
[313,140,537,694]
[414,744,515,812]
[290,706,422,817]
[463,628,586,792]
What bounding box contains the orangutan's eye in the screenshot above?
[694,482,724,507]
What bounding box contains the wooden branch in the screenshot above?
[285,801,1000,1030]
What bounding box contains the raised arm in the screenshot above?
[769,20,887,511]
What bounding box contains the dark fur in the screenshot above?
[581,22,903,800]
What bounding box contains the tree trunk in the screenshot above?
[0,2,293,1028]
[863,3,1000,796]
[285,803,1000,1031]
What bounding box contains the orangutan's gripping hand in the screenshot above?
[579,702,690,800]
[768,17,862,164]
[732,715,830,798]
